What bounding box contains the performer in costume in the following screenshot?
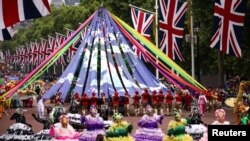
[175,92,183,113]
[112,91,119,114]
[157,90,165,115]
[185,93,192,111]
[81,93,89,115]
[152,90,158,113]
[133,105,164,141]
[79,105,105,141]
[100,92,109,120]
[124,92,130,116]
[90,92,98,107]
[70,93,81,114]
[165,91,173,116]
[211,109,230,125]
[37,96,45,118]
[49,115,80,141]
[10,108,32,127]
[55,93,62,106]
[141,88,149,114]
[133,91,141,116]
[105,113,134,141]
[205,90,212,112]
[163,108,193,141]
[0,96,7,119]
[198,92,208,116]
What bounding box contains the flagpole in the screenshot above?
[155,0,159,79]
[190,0,195,79]
[129,4,155,14]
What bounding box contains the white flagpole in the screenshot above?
[129,4,155,14]
[155,0,159,79]
[190,0,195,78]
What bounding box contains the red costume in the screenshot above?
[113,92,119,106]
[55,92,62,105]
[157,90,164,103]
[81,93,89,107]
[176,93,182,103]
[90,92,97,106]
[142,88,149,102]
[133,91,141,106]
[166,92,173,104]
[124,92,129,105]
[185,94,192,110]
[206,91,212,101]
[152,90,158,104]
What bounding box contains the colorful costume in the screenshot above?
[163,109,193,141]
[133,105,164,141]
[124,92,130,116]
[152,90,158,113]
[81,93,89,115]
[165,91,173,116]
[141,88,149,114]
[157,90,165,115]
[113,92,119,114]
[79,105,105,141]
[105,113,134,141]
[198,94,207,115]
[49,115,80,141]
[133,91,141,116]
[0,123,34,141]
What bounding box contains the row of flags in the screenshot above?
[131,0,247,60]
[0,0,51,41]
[4,28,83,66]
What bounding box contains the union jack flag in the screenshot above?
[66,28,78,62]
[55,33,67,66]
[41,38,50,62]
[159,0,187,61]
[131,7,154,62]
[24,44,30,64]
[210,0,247,58]
[30,42,37,65]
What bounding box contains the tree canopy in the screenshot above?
[1,0,250,81]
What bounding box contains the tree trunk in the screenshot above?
[218,51,224,87]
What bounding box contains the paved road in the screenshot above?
[0,106,236,134]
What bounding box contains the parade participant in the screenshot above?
[79,105,105,141]
[133,105,164,141]
[157,90,165,115]
[165,90,173,116]
[211,109,230,125]
[81,93,89,115]
[185,93,192,111]
[90,92,98,106]
[217,92,223,108]
[112,91,119,114]
[187,106,203,124]
[205,90,212,112]
[100,92,109,120]
[55,93,62,106]
[0,96,7,119]
[235,101,250,125]
[124,92,130,116]
[49,114,80,141]
[70,92,81,114]
[198,92,208,116]
[175,91,183,113]
[37,96,46,118]
[163,108,193,141]
[152,90,158,113]
[105,113,134,141]
[10,108,32,127]
[141,88,149,114]
[133,91,141,116]
[32,113,52,129]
